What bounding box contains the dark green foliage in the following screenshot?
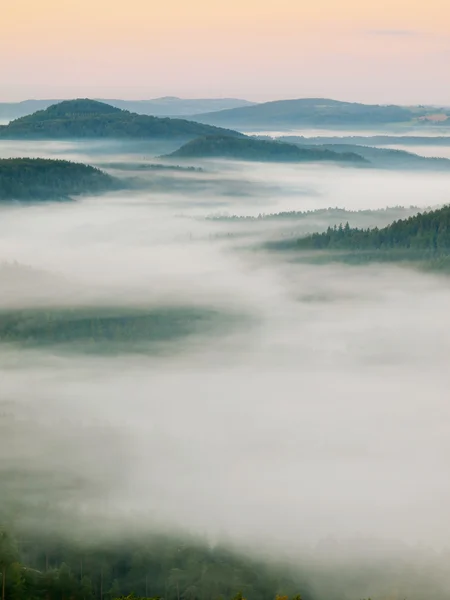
[0,158,120,201]
[0,305,242,354]
[167,136,367,164]
[268,205,450,270]
[0,529,307,600]
[294,206,450,251]
[0,99,243,140]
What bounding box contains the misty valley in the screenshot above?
[2,98,450,600]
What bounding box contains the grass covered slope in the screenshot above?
[0,158,120,201]
[166,135,367,163]
[0,98,243,140]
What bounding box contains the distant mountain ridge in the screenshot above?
[0,99,243,140]
[191,98,450,130]
[0,97,255,121]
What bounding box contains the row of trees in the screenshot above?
[0,158,119,201]
[0,528,307,600]
[294,206,450,252]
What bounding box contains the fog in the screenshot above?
[2,142,450,598]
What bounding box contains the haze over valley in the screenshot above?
[2,5,450,595]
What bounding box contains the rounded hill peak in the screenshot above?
[41,99,123,117]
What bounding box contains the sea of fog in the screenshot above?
[2,139,450,597]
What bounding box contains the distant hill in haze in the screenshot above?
[0,158,121,201]
[283,134,450,147]
[191,98,450,130]
[105,96,256,116]
[165,135,367,164]
[0,99,243,140]
[0,97,255,121]
[271,137,450,171]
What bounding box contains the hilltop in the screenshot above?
[165,135,367,163]
[0,158,121,201]
[192,98,450,130]
[0,96,255,120]
[0,99,243,140]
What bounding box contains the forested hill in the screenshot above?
[294,206,450,251]
[166,136,367,164]
[0,528,308,600]
[0,99,243,140]
[0,158,121,201]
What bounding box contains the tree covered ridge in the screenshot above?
[167,136,367,164]
[13,99,123,122]
[0,528,307,600]
[294,205,450,251]
[0,99,243,140]
[0,158,120,201]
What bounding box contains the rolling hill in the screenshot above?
[0,99,243,140]
[165,135,367,163]
[191,98,450,130]
[0,158,121,201]
[0,97,255,121]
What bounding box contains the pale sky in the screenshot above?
[1,0,450,104]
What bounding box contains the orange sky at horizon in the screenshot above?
[1,0,450,103]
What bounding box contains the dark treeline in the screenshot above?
[0,158,120,201]
[0,528,306,600]
[206,207,421,222]
[0,305,241,354]
[0,99,242,140]
[263,205,450,270]
[294,205,450,251]
[167,136,367,164]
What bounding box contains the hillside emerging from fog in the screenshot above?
[0,99,243,140]
[193,98,450,130]
[0,158,120,201]
[166,135,367,163]
[270,205,450,268]
[296,205,450,250]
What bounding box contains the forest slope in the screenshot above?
[0,158,120,201]
[0,99,243,140]
[166,136,367,163]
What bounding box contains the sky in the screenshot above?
[1,0,450,104]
